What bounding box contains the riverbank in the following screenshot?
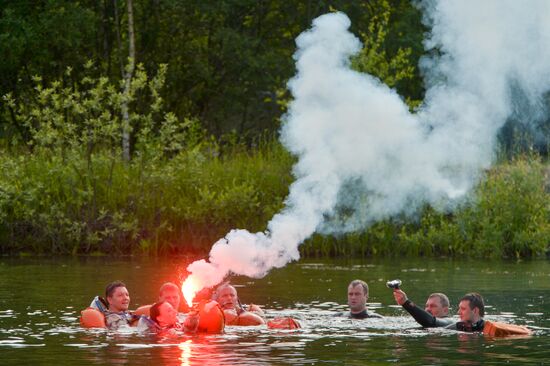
[0,142,548,258]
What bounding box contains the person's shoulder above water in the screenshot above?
[393,287,453,328]
[213,282,265,326]
[104,280,135,329]
[446,292,485,332]
[345,279,383,318]
[334,310,383,318]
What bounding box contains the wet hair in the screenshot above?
[348,279,369,297]
[159,282,179,297]
[105,281,126,299]
[461,292,485,317]
[429,293,450,308]
[149,301,166,324]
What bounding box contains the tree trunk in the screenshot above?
[121,0,135,161]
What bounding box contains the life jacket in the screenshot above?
[81,296,138,328]
[80,307,107,328]
[196,300,225,333]
[483,320,532,337]
[267,317,301,330]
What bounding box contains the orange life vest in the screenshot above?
[80,307,106,328]
[483,320,532,337]
[267,317,301,330]
[196,300,225,333]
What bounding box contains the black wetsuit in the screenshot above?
[343,310,384,319]
[402,299,454,327]
[445,319,485,332]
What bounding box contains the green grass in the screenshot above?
[0,143,548,258]
[0,139,294,255]
[300,155,550,259]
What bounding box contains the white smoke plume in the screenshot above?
[183,1,550,296]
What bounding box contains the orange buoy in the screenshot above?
[267,317,301,330]
[196,300,225,333]
[483,320,531,337]
[80,307,106,328]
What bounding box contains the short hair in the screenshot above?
[149,301,166,323]
[348,279,369,297]
[429,293,450,308]
[461,292,485,317]
[105,281,126,299]
[213,282,235,300]
[159,282,179,296]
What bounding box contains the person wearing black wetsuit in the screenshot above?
[343,279,384,319]
[445,292,485,332]
[394,289,453,327]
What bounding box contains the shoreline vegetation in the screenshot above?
[0,139,548,258]
[1,2,549,258]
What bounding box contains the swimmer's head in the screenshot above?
[425,293,450,318]
[159,282,181,311]
[214,283,239,311]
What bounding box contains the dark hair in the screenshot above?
[349,279,369,297]
[149,301,166,324]
[461,292,485,317]
[105,281,126,299]
[159,282,179,297]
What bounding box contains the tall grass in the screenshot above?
[1,144,548,258]
[0,140,294,255]
[300,155,550,258]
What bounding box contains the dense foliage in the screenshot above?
[0,0,424,143]
[0,1,548,257]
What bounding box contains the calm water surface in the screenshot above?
[1,256,549,365]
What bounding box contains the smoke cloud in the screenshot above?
[184,1,550,294]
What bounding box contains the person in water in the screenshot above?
[104,281,138,329]
[149,301,199,335]
[158,282,188,313]
[214,283,265,325]
[345,279,383,319]
[446,292,485,332]
[393,289,453,327]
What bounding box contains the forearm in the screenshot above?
[402,300,437,327]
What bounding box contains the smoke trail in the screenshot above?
[183,1,550,296]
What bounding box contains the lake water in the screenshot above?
[1,256,549,365]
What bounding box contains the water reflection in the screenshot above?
[1,257,550,365]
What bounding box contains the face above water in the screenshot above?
[159,289,181,312]
[347,284,367,313]
[458,300,476,323]
[157,302,178,327]
[216,286,238,310]
[425,296,447,318]
[107,286,130,312]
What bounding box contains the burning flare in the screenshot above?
[182,275,201,308]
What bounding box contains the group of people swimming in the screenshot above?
[88,280,266,334]
[85,278,529,336]
[345,279,486,332]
